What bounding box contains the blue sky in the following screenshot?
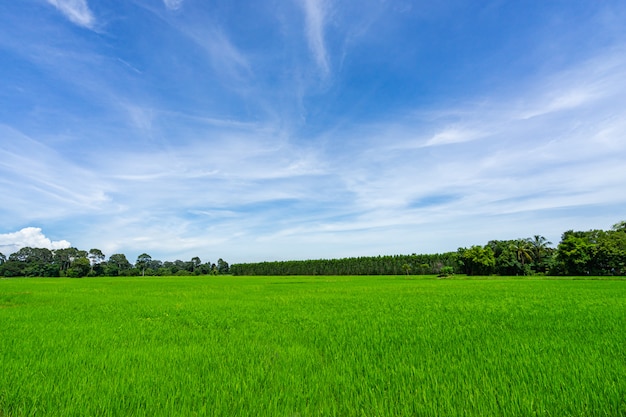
[1,0,626,264]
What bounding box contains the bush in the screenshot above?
[438,266,454,278]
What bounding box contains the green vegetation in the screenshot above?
[230,253,457,276]
[0,248,229,278]
[1,221,624,278]
[232,222,626,276]
[2,275,625,416]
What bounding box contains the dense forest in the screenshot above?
[0,249,229,278]
[1,222,624,278]
[231,221,626,276]
[230,253,457,276]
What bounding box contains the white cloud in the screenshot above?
[162,21,251,87]
[422,128,484,147]
[0,227,71,255]
[46,0,95,29]
[300,0,330,75]
[3,2,625,263]
[163,0,183,11]
[206,29,252,79]
[309,47,626,252]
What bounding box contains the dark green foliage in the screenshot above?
[230,253,458,276]
[457,245,496,275]
[66,258,90,278]
[438,266,454,277]
[136,253,152,276]
[0,249,227,278]
[529,235,553,273]
[555,231,595,275]
[6,248,58,277]
[554,225,626,275]
[0,221,624,278]
[456,223,624,277]
[485,237,555,276]
[53,247,87,274]
[217,258,230,274]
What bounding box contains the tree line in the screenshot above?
[0,248,229,278]
[457,221,626,276]
[229,253,458,276]
[1,221,624,278]
[231,221,626,276]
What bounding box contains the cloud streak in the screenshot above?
[46,0,95,29]
[163,0,184,11]
[1,1,625,262]
[300,0,330,76]
[0,125,112,223]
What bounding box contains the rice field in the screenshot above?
[1,275,625,416]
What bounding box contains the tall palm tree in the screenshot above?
[511,239,533,270]
[530,235,552,266]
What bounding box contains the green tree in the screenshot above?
[612,221,626,233]
[0,260,23,277]
[551,224,626,276]
[439,266,454,277]
[54,248,87,274]
[191,257,201,273]
[529,235,552,273]
[8,247,57,277]
[136,253,152,277]
[9,247,53,264]
[147,259,163,275]
[510,239,533,275]
[67,257,91,278]
[217,258,229,274]
[488,240,517,275]
[88,248,105,265]
[88,248,106,276]
[595,227,626,275]
[53,248,73,272]
[457,246,495,276]
[106,253,132,276]
[555,231,595,275]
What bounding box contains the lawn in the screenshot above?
[1,275,625,416]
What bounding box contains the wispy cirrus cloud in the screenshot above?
[163,0,184,11]
[0,125,111,224]
[145,10,252,88]
[300,0,330,76]
[46,0,95,29]
[316,46,626,247]
[422,128,485,147]
[204,28,252,82]
[2,0,626,263]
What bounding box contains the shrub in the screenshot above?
[438,266,454,277]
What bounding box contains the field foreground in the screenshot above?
[1,275,625,416]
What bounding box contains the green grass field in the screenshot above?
[1,275,625,416]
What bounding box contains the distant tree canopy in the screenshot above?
[457,245,496,276]
[1,221,624,278]
[0,248,227,278]
[454,222,625,276]
[553,223,626,275]
[231,221,626,277]
[230,253,457,276]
